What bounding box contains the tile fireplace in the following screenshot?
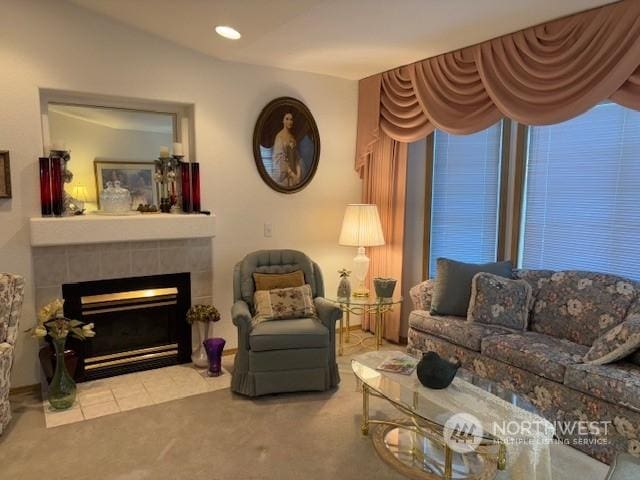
[62,273,192,381]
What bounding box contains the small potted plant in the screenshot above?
[186,304,221,368]
[26,299,96,410]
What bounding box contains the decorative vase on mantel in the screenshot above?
[48,337,77,410]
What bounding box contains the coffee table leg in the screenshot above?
[361,384,369,435]
[444,445,453,479]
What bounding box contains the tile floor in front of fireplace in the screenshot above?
[42,363,231,428]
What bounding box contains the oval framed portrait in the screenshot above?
[253,97,320,194]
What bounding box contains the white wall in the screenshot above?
[0,0,360,387]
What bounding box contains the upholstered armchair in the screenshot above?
[231,250,341,397]
[0,273,25,434]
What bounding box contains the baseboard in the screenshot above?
[9,383,40,396]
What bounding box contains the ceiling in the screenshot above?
[69,0,616,80]
[49,105,174,134]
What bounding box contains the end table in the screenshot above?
[327,295,402,355]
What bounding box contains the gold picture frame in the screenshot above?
[0,151,11,199]
[94,159,157,210]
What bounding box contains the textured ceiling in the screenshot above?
[69,0,616,80]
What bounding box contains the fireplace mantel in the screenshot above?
[30,213,216,246]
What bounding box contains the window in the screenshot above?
[427,122,505,277]
[519,103,640,280]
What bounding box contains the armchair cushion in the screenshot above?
[249,318,329,352]
[239,250,318,306]
[252,284,316,327]
[253,270,305,291]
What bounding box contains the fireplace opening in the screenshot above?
[62,273,191,381]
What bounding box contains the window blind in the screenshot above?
[429,123,503,278]
[520,103,640,280]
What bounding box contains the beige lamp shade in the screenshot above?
[339,204,385,247]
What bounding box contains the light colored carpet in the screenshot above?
[1,345,609,480]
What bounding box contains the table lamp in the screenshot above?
[339,204,385,297]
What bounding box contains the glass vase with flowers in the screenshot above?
[26,299,96,410]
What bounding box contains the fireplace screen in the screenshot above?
[63,273,191,381]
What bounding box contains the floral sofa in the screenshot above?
[407,269,640,464]
[0,273,24,434]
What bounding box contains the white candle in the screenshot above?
[50,140,66,151]
[172,142,183,156]
[159,146,170,157]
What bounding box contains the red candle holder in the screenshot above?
[50,156,64,217]
[180,162,192,213]
[39,157,52,216]
[191,162,200,213]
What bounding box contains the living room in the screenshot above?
[1,0,639,479]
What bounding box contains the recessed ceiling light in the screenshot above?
[215,25,241,40]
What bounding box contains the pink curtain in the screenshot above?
[360,132,407,342]
[356,0,640,154]
[355,0,640,343]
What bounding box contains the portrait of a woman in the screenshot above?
[273,112,301,187]
[253,97,320,194]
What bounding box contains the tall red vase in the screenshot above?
[180,162,192,213]
[39,157,52,216]
[191,162,200,213]
[50,156,64,217]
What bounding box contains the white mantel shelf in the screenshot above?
[30,213,216,247]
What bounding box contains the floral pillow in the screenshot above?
[467,272,533,330]
[252,284,316,328]
[584,315,640,365]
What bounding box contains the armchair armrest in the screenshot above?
[314,297,342,334]
[231,300,252,351]
[409,279,435,311]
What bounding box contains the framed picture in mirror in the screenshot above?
[252,97,320,194]
[94,160,157,209]
[0,151,11,198]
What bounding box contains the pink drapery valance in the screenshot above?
[355,0,640,172]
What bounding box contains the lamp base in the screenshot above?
[352,287,370,297]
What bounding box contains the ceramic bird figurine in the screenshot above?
[416,351,461,389]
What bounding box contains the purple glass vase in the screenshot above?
[203,337,225,377]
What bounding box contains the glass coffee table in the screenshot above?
[327,294,402,355]
[352,351,554,480]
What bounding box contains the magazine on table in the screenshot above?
[376,354,418,375]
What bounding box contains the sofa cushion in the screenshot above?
[564,362,640,412]
[481,332,588,383]
[531,271,639,346]
[467,273,533,330]
[514,269,555,297]
[584,315,640,365]
[409,310,514,352]
[430,258,513,317]
[249,318,329,352]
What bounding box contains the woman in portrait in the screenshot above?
[272,112,301,187]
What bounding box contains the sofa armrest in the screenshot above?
[409,279,435,311]
[231,300,252,351]
[314,297,341,339]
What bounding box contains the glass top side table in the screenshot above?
[326,294,402,355]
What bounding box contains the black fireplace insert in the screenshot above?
[62,273,191,381]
